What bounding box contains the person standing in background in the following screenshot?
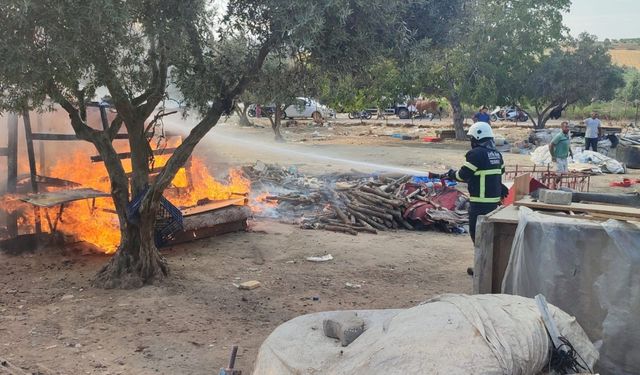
[549,121,573,174]
[473,106,491,124]
[584,112,602,152]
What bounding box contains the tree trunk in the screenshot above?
[91,116,167,289]
[536,112,546,129]
[272,104,284,142]
[448,95,465,140]
[235,103,253,127]
[93,210,168,289]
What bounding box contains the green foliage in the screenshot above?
[523,33,626,127]
[619,71,640,102]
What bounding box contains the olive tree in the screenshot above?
[0,0,405,288]
[523,34,625,129]
[409,0,570,139]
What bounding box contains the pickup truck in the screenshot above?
[364,103,412,119]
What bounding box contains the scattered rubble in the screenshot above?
[322,312,366,347]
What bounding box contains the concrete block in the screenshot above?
[323,312,365,347]
[539,189,572,205]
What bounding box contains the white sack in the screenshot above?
[252,294,597,375]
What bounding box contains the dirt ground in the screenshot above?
[1,115,638,374]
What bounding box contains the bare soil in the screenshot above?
[2,116,638,374]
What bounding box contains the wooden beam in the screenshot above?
[22,112,42,233]
[90,147,178,162]
[30,133,130,141]
[473,215,495,294]
[513,173,531,202]
[515,197,640,219]
[7,113,19,237]
[36,114,46,174]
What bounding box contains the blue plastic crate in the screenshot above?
[127,188,184,247]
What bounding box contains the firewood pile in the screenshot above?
[242,162,469,236]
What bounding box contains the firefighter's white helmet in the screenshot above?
[467,122,494,140]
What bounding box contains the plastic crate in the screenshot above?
[127,188,184,247]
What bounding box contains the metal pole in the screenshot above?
[23,111,42,233]
[7,113,19,237]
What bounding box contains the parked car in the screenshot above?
[284,97,335,121]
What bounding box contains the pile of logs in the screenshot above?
[309,175,416,235]
[244,162,468,236]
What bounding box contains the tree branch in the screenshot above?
[139,41,169,120]
[107,115,124,141]
[145,36,275,205]
[46,81,97,142]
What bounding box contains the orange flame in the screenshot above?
[250,192,279,214]
[15,143,250,254]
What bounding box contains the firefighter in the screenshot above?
[447,122,508,244]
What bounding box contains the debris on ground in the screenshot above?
[244,162,469,235]
[609,178,640,187]
[530,145,625,174]
[306,254,334,262]
[236,280,262,290]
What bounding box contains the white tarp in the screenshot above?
[502,207,640,374]
[530,145,624,173]
[252,294,597,375]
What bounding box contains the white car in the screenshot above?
[284,97,335,121]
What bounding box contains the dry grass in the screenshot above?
[610,49,640,69]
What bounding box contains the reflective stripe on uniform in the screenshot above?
[469,196,501,203]
[455,170,463,181]
[463,161,478,172]
[474,168,502,199]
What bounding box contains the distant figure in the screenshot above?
[473,106,491,124]
[408,103,417,116]
[549,121,573,175]
[584,112,602,152]
[255,104,262,118]
[437,106,443,120]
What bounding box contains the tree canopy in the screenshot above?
[524,34,625,128]
[0,0,415,288]
[408,0,570,138]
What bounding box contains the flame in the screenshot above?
[250,192,279,215]
[166,158,250,207]
[11,142,251,254]
[48,152,120,254]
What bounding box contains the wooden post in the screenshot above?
[23,111,42,233]
[99,103,109,130]
[513,173,531,202]
[36,113,46,174]
[7,113,19,237]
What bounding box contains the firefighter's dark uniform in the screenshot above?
[454,144,505,243]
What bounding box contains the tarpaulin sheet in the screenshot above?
[502,207,640,374]
[252,294,597,375]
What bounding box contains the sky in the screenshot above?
[563,0,640,40]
